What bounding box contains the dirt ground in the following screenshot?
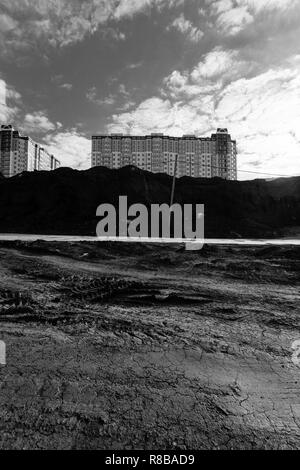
[0,240,300,450]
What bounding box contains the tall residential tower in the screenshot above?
[91,128,237,180]
[0,125,60,178]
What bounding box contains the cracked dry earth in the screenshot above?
[0,241,300,450]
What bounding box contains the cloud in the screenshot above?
[110,47,253,135]
[86,86,99,103]
[126,62,143,70]
[86,83,131,107]
[0,0,184,58]
[113,0,153,19]
[215,65,300,178]
[239,0,298,13]
[0,13,18,32]
[107,52,300,179]
[0,80,62,142]
[118,100,136,111]
[86,86,116,106]
[163,48,251,99]
[191,48,243,80]
[207,0,299,36]
[215,6,253,35]
[22,111,60,134]
[169,14,204,42]
[118,83,130,96]
[0,79,8,121]
[43,130,91,170]
[51,75,73,91]
[0,75,88,171]
[100,96,116,106]
[0,77,21,122]
[59,83,73,91]
[108,96,212,136]
[112,0,184,19]
[163,70,221,100]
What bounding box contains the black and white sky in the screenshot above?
[0,0,299,179]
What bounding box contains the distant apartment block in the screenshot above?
[0,125,60,178]
[91,128,237,180]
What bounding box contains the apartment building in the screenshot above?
[91,128,237,180]
[0,125,60,178]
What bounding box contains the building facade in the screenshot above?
[0,125,60,178]
[91,128,237,180]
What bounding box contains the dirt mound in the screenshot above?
[0,166,299,237]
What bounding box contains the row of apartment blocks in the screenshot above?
[91,128,237,180]
[0,125,60,178]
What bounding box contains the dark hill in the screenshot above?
[0,166,299,237]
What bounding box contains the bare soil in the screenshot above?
[0,241,300,450]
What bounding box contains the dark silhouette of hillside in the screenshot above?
[0,166,299,237]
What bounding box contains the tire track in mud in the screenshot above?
[0,243,300,449]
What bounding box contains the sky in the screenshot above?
[0,0,300,180]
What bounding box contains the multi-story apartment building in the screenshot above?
[91,128,237,180]
[0,125,60,178]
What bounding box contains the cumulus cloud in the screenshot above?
[163,48,251,99]
[113,0,154,19]
[215,6,253,35]
[43,130,91,170]
[110,47,253,135]
[239,0,298,13]
[52,75,73,91]
[107,51,300,179]
[0,79,7,121]
[191,48,244,80]
[215,65,300,177]
[87,83,131,107]
[126,62,143,70]
[86,86,116,106]
[1,0,299,180]
[207,0,299,36]
[22,111,61,134]
[0,77,21,122]
[59,83,73,91]
[0,13,18,32]
[108,96,212,136]
[0,74,89,170]
[169,14,204,42]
